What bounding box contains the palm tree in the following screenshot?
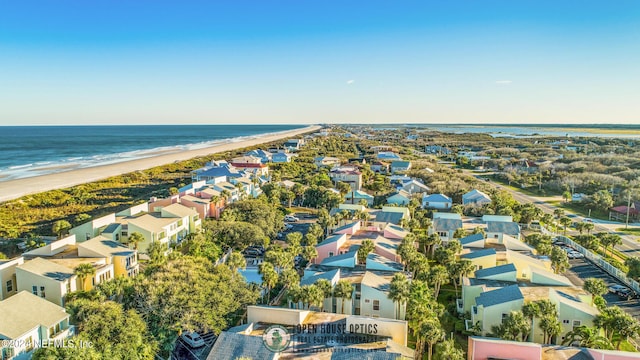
[553,208,565,219]
[421,318,445,360]
[522,302,541,341]
[333,280,354,314]
[388,273,410,320]
[74,263,96,291]
[128,231,144,250]
[301,284,325,310]
[562,326,612,349]
[450,260,474,297]
[226,251,247,273]
[559,217,572,236]
[259,262,278,304]
[428,265,449,299]
[357,239,375,264]
[598,233,622,257]
[52,220,71,239]
[434,338,464,360]
[584,222,594,235]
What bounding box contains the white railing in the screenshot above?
[556,235,640,294]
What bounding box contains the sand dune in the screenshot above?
[0,125,321,203]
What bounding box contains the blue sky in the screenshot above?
[0,1,639,125]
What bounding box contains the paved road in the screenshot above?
[478,176,640,259]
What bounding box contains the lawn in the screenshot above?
[615,227,640,236]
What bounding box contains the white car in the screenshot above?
[284,223,294,230]
[181,331,205,348]
[284,215,299,222]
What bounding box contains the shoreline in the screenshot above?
[0,125,321,203]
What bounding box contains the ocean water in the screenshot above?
[0,125,305,181]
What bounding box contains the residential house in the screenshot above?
[329,167,362,191]
[422,193,452,210]
[230,161,269,177]
[284,138,304,151]
[469,285,525,336]
[271,152,294,163]
[400,179,429,195]
[333,221,361,235]
[77,236,139,278]
[360,271,405,320]
[431,216,463,242]
[372,207,410,228]
[460,248,497,272]
[462,189,492,206]
[376,152,402,161]
[344,190,374,206]
[178,181,206,196]
[390,161,411,174]
[0,291,72,360]
[126,213,188,253]
[0,257,23,301]
[370,161,388,173]
[244,149,272,164]
[486,221,521,242]
[482,215,513,223]
[383,224,409,240]
[213,181,241,203]
[191,162,241,183]
[474,264,517,282]
[15,257,77,307]
[179,195,217,220]
[386,190,412,206]
[425,145,452,155]
[314,156,341,167]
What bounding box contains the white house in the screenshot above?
[462,189,492,206]
[422,193,452,210]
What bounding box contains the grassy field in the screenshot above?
[616,227,640,235]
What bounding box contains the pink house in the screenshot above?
[149,195,179,212]
[333,221,360,235]
[468,337,640,360]
[314,234,347,264]
[383,224,409,240]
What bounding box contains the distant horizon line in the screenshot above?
[2,123,640,129]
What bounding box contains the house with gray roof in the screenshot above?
[390,161,411,174]
[430,217,463,242]
[206,331,277,360]
[373,211,404,226]
[386,190,412,206]
[474,263,517,282]
[366,253,404,272]
[470,285,524,336]
[460,248,497,272]
[400,179,430,195]
[487,221,521,242]
[462,189,492,206]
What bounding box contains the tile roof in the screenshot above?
[487,221,521,235]
[474,264,517,279]
[476,284,523,308]
[0,291,69,339]
[460,248,497,260]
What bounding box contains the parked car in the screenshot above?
[181,331,206,348]
[567,251,584,259]
[284,223,294,230]
[609,284,627,294]
[284,215,300,222]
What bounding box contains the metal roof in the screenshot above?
[476,284,523,308]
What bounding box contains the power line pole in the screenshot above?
[626,191,632,229]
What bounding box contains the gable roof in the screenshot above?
[206,331,277,360]
[487,221,521,235]
[474,263,517,279]
[401,180,429,192]
[433,218,463,232]
[460,233,485,245]
[461,248,497,260]
[366,253,404,272]
[476,284,523,308]
[388,190,411,199]
[0,291,69,339]
[162,203,198,218]
[333,221,360,233]
[422,193,452,203]
[390,161,411,168]
[463,189,491,199]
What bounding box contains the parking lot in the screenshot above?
[277,212,317,240]
[172,332,217,360]
[564,257,640,319]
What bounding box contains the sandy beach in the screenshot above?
[0,125,321,203]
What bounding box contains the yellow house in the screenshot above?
[78,236,139,277]
[126,214,184,253]
[160,203,201,234]
[460,248,497,274]
[0,257,24,301]
[0,291,72,360]
[15,257,77,307]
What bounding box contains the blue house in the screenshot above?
[272,152,293,163]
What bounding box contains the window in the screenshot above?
[5,280,12,293]
[563,319,570,324]
[328,252,334,257]
[494,234,499,239]
[40,286,46,298]
[66,281,71,293]
[364,299,370,303]
[373,300,380,311]
[573,320,581,328]
[158,232,165,239]
[32,285,38,295]
[178,220,183,227]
